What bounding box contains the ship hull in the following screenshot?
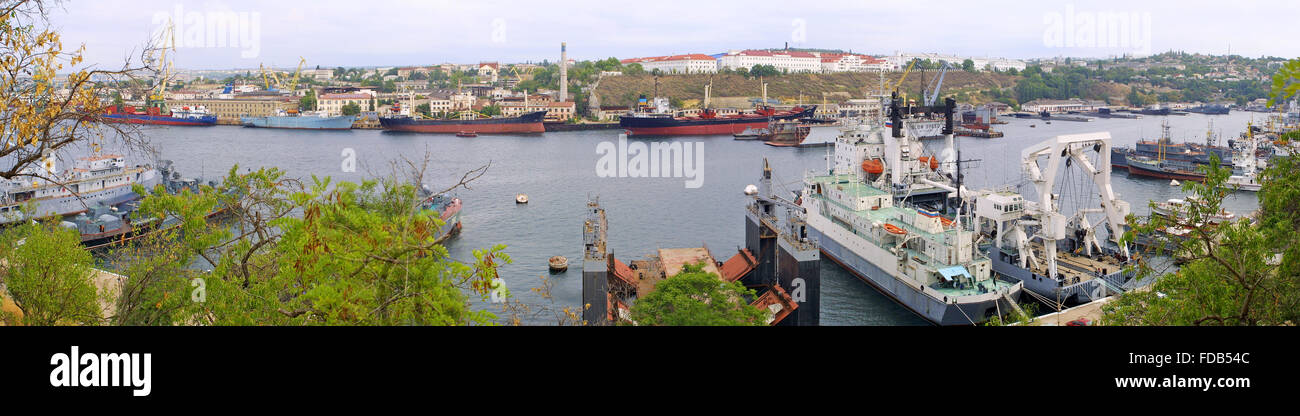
[2,170,159,225]
[1125,161,1206,181]
[806,219,1017,326]
[241,115,355,130]
[379,111,546,134]
[987,249,1135,305]
[102,114,218,126]
[621,106,816,136]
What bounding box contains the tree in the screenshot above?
[342,102,361,115]
[124,159,509,325]
[480,105,502,116]
[1104,152,1300,325]
[1,0,154,181]
[961,59,975,72]
[415,102,431,117]
[627,262,767,326]
[299,89,317,111]
[623,63,644,75]
[0,222,102,326]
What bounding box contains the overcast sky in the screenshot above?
[44,0,1299,70]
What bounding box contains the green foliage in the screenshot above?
[1268,58,1300,107]
[415,103,431,117]
[748,64,781,78]
[1105,153,1300,325]
[0,221,102,326]
[961,59,975,72]
[298,89,317,111]
[480,105,502,116]
[125,167,510,325]
[341,102,361,116]
[627,262,767,326]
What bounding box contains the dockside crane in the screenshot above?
[923,61,952,107]
[286,57,307,92]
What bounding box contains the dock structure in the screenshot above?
[580,194,811,326]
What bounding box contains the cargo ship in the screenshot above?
[380,111,546,134]
[241,110,356,130]
[620,105,816,136]
[102,104,217,126]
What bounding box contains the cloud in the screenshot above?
[46,0,1300,70]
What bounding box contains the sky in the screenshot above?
[42,0,1300,70]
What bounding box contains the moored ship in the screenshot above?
[380,111,546,134]
[102,104,217,126]
[620,105,816,136]
[241,110,356,130]
[2,154,160,225]
[798,94,1021,325]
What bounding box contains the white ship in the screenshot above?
[799,95,1023,325]
[1,154,159,224]
[971,133,1144,306]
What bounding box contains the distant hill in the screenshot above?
[592,71,1023,108]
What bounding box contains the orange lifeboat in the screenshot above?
[883,223,907,235]
[918,156,938,171]
[861,159,884,174]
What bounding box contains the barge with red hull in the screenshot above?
[379,110,546,134]
[619,106,817,136]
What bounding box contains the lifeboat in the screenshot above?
[918,156,939,170]
[861,159,884,174]
[883,223,907,235]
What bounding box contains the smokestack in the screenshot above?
[560,42,568,102]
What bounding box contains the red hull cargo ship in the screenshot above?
[379,111,546,134]
[620,106,817,136]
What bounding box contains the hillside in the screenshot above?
[592,71,1023,108]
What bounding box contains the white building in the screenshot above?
[620,54,718,74]
[716,50,820,73]
[819,54,890,73]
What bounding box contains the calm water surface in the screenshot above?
[108,111,1261,325]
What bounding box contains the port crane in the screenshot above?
[922,61,951,107]
[146,20,177,107]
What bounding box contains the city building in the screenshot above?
[477,62,500,83]
[167,97,297,119]
[319,92,376,116]
[500,100,575,122]
[620,54,718,74]
[716,50,820,73]
[818,53,890,73]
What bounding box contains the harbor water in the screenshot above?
[112,111,1262,325]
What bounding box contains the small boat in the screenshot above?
[515,193,529,204]
[548,255,568,273]
[456,131,477,137]
[1030,124,1036,128]
[883,223,907,235]
[733,126,767,140]
[1170,179,1181,186]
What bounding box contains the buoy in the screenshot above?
[743,184,758,195]
[1170,180,1180,186]
[861,159,884,174]
[549,255,568,273]
[516,193,529,204]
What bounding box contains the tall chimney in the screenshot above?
[560,42,568,102]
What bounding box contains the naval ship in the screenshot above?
[798,94,1022,325]
[1,154,160,225]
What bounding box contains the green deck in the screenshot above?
[810,174,1004,297]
